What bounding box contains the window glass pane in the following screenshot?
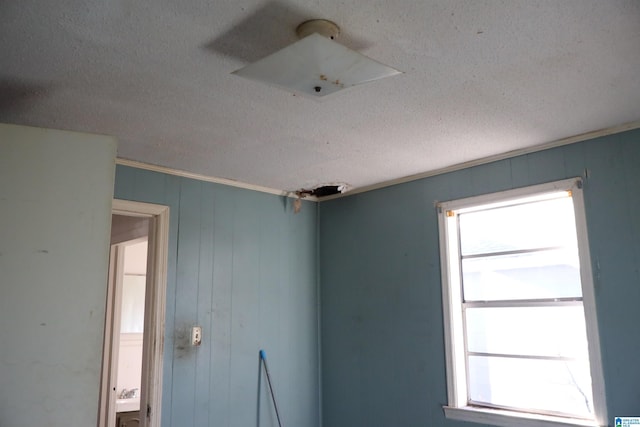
[468,355,593,418]
[462,248,582,301]
[465,306,589,358]
[459,197,577,256]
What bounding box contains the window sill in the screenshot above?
[443,406,602,427]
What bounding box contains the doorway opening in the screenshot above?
[99,200,169,427]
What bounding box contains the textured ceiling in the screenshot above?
[1,0,639,193]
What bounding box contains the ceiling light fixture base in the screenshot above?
[296,19,340,40]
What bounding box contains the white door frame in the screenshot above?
[99,199,169,427]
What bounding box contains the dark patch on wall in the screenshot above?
[174,324,196,359]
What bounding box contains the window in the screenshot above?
[437,178,606,427]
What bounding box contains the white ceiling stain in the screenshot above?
[1,0,639,192]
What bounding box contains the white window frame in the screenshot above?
[437,178,607,427]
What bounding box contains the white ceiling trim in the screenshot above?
[314,119,640,201]
[116,158,308,199]
[117,119,640,202]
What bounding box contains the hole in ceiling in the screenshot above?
[297,183,349,198]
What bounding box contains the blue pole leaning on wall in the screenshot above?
[259,349,283,427]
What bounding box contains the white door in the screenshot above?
[0,124,116,426]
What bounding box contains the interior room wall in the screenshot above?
[319,129,640,427]
[111,215,150,245]
[114,165,320,427]
[0,124,116,427]
[116,240,148,399]
[116,333,144,396]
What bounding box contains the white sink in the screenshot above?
[116,397,140,413]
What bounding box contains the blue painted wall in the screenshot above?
[114,166,320,427]
[319,130,640,426]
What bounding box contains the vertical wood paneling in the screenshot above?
[621,138,640,283]
[320,129,640,427]
[229,190,261,427]
[113,166,319,427]
[581,135,640,416]
[194,183,214,426]
[560,140,587,178]
[524,147,568,185]
[114,165,136,201]
[286,206,320,427]
[161,173,181,424]
[508,154,531,188]
[133,168,165,203]
[210,186,234,427]
[171,178,201,427]
[468,160,512,195]
[258,196,283,427]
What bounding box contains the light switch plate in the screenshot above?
[191,326,202,346]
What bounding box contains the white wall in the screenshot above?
[0,124,116,427]
[116,333,144,397]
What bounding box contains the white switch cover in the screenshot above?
[192,326,202,346]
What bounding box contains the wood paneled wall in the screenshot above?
[320,130,640,427]
[114,166,320,427]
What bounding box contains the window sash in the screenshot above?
[461,245,568,260]
[462,303,590,360]
[465,400,595,421]
[466,351,582,362]
[437,178,607,427]
[462,298,583,308]
[465,353,595,419]
[458,196,589,417]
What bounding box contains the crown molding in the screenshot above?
[320,120,640,201]
[117,120,640,203]
[115,158,316,200]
